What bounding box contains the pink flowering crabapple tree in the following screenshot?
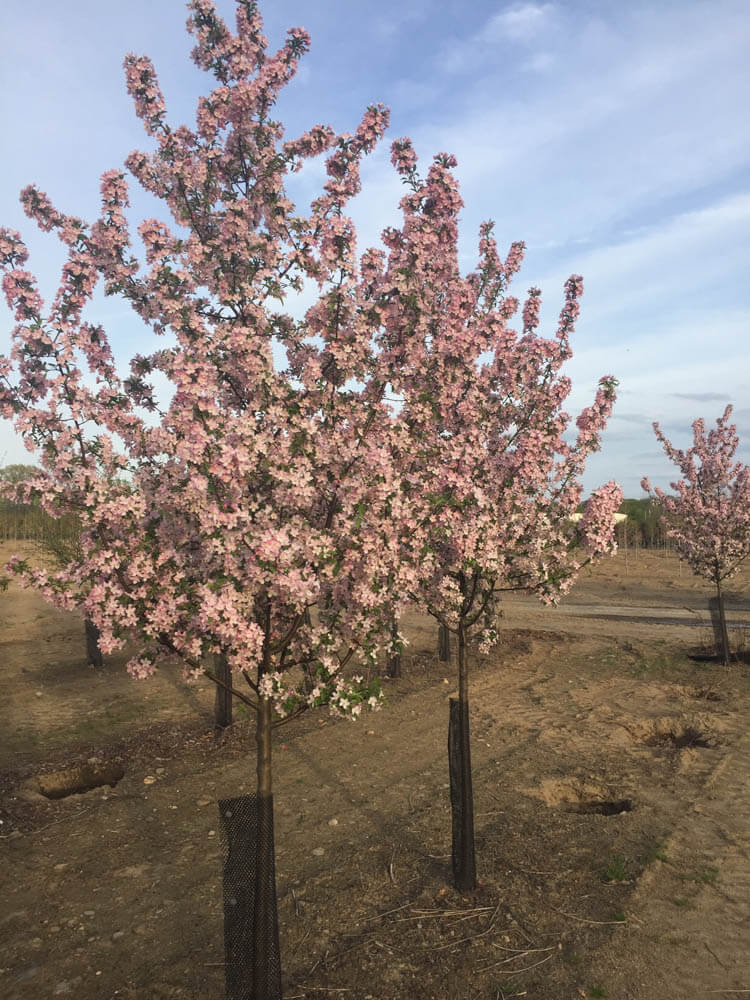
[372,140,623,890]
[0,1,421,993]
[642,406,750,666]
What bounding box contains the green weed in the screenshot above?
[600,855,628,883]
[696,865,719,884]
[644,841,669,864]
[678,865,719,885]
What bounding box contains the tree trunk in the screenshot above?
[448,621,477,891]
[220,694,281,1000]
[387,622,401,678]
[84,617,103,668]
[252,694,281,999]
[715,578,731,666]
[213,652,233,733]
[438,623,451,662]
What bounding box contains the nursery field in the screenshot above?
[1,544,749,999]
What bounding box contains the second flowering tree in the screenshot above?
[642,407,750,665]
[370,142,622,890]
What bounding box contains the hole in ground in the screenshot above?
[687,650,721,663]
[34,763,125,800]
[687,647,750,665]
[646,726,710,749]
[566,799,634,816]
[532,779,635,815]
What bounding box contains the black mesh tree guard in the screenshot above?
[219,793,282,1000]
[85,617,103,668]
[448,697,477,891]
[387,622,402,678]
[709,593,731,665]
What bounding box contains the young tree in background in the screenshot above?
[642,406,750,665]
[371,139,623,890]
[0,465,102,665]
[384,159,621,891]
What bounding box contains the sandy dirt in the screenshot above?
[1,545,749,999]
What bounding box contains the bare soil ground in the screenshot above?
[1,545,749,999]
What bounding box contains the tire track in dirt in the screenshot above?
[589,729,750,997]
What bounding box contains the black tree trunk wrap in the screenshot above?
[253,599,281,998]
[448,620,477,891]
[715,577,731,665]
[84,617,103,668]
[220,784,281,999]
[221,600,282,1000]
[252,694,281,999]
[387,622,402,678]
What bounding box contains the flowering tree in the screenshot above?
[642,406,750,665]
[0,2,415,994]
[371,143,622,889]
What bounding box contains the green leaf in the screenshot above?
[355,501,366,529]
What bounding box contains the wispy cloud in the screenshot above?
[671,392,731,403]
[479,3,555,43]
[371,0,430,40]
[441,2,556,73]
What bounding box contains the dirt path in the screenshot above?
[2,545,749,998]
[590,728,750,996]
[506,597,750,627]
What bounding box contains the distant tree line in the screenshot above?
[0,463,101,664]
[2,465,674,555]
[0,464,80,550]
[616,497,668,549]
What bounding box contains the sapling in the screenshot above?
[372,141,622,889]
[643,406,750,665]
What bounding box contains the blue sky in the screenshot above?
[1,0,748,497]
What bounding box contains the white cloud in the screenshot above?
[441,2,556,72]
[371,0,430,40]
[410,0,750,252]
[480,3,555,43]
[540,193,750,329]
[521,50,555,73]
